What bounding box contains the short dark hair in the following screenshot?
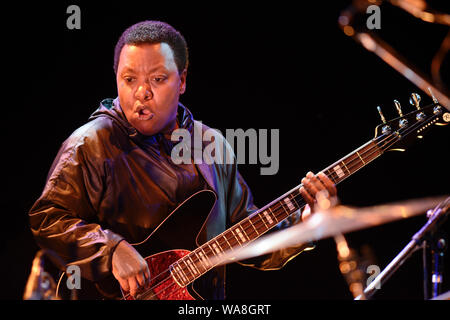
[114,20,188,75]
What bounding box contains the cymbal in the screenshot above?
[210,195,449,267]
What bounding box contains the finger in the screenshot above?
[129,277,140,298]
[136,272,147,289]
[118,277,130,294]
[299,186,315,208]
[302,176,319,198]
[301,204,312,221]
[306,172,327,193]
[318,172,337,197]
[143,265,151,288]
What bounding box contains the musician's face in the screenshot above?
[116,42,186,136]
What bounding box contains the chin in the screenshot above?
[136,127,160,137]
[133,117,176,137]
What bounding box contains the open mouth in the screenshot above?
[136,106,155,121]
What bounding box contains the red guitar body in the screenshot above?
[57,190,216,300]
[123,250,194,300]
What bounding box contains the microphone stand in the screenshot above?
[356,197,449,300]
[429,231,446,298]
[23,249,67,300]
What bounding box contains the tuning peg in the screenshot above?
[394,100,409,128]
[426,87,444,115]
[409,93,426,121]
[427,87,439,104]
[377,106,387,123]
[409,93,421,110]
[377,106,391,134]
[393,100,403,117]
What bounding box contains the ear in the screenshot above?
[179,69,187,94]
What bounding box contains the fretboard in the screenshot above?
[170,138,385,287]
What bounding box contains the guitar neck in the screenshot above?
[170,138,385,287]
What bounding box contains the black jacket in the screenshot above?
[29,98,307,299]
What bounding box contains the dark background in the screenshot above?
[2,0,449,300]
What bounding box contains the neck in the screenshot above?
[162,118,179,139]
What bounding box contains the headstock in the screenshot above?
[373,91,449,153]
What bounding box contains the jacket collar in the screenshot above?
[89,98,217,192]
[89,97,195,144]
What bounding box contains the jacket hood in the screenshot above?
[88,97,195,144]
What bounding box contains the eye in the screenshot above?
[153,76,167,83]
[124,76,135,83]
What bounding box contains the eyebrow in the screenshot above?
[120,67,137,74]
[120,65,169,75]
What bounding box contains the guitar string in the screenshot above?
[126,130,397,300]
[130,115,433,300]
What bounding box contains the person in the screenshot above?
[29,20,337,300]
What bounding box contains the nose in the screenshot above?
[135,82,153,101]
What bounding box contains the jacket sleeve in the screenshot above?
[224,143,313,271]
[28,131,123,281]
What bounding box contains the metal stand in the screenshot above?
[430,234,446,298]
[23,249,67,300]
[356,197,449,300]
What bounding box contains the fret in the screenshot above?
[258,212,269,229]
[341,160,351,175]
[247,217,260,236]
[207,243,218,259]
[222,232,234,250]
[262,210,274,226]
[230,229,243,246]
[240,220,252,241]
[197,249,211,269]
[324,169,338,184]
[172,263,188,285]
[170,266,184,287]
[211,242,221,256]
[179,259,194,281]
[213,240,224,254]
[356,151,366,164]
[186,256,200,276]
[279,201,290,215]
[331,167,347,183]
[292,192,306,210]
[268,207,279,222]
[348,153,365,172]
[255,214,271,233]
[364,143,383,163]
[283,197,295,212]
[332,164,345,179]
[290,193,299,208]
[235,225,250,242]
[192,251,208,273]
